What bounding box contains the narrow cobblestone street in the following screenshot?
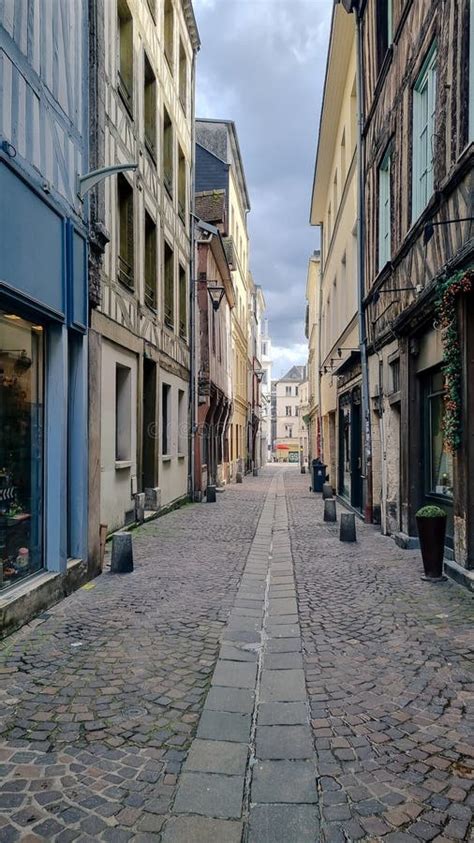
[0,467,472,843]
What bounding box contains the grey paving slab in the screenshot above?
[196,710,251,743]
[266,637,302,653]
[268,598,298,615]
[234,599,265,609]
[212,660,258,689]
[248,804,320,843]
[256,725,314,760]
[184,739,248,775]
[222,629,261,645]
[258,702,309,725]
[260,668,307,702]
[226,616,262,633]
[173,772,244,819]
[251,760,317,803]
[219,644,258,663]
[205,685,255,714]
[263,652,304,670]
[162,816,243,843]
[266,623,301,638]
[231,607,263,618]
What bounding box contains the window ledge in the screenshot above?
[115,460,132,470]
[162,455,172,463]
[177,453,185,460]
[388,391,401,406]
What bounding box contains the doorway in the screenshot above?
[142,359,157,490]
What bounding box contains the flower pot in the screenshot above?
[416,515,446,580]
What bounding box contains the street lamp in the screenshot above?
[255,370,264,383]
[207,284,225,312]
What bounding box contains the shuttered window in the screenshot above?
[164,242,174,329]
[118,175,134,289]
[144,212,157,309]
[412,45,437,222]
[163,107,173,198]
[378,148,391,270]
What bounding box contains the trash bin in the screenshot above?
[311,458,327,493]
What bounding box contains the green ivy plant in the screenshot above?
[436,267,473,452]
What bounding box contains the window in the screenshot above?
[390,358,400,393]
[470,0,474,140]
[423,370,453,499]
[162,383,170,455]
[285,386,291,396]
[179,264,187,339]
[144,212,157,309]
[285,406,292,416]
[164,0,174,73]
[144,53,156,158]
[178,389,186,454]
[412,45,437,221]
[295,406,299,416]
[295,386,299,396]
[118,0,133,114]
[378,147,391,270]
[179,40,187,111]
[262,342,267,356]
[146,0,156,20]
[333,171,338,216]
[340,129,346,187]
[164,241,174,329]
[178,146,186,223]
[286,426,293,438]
[115,364,131,461]
[118,175,134,289]
[327,204,332,243]
[377,0,393,69]
[163,107,173,197]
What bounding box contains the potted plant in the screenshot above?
[415,505,448,582]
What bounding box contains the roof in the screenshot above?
[195,190,226,225]
[196,119,251,213]
[181,0,200,52]
[278,365,307,383]
[310,2,355,223]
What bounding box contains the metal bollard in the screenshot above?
[111,532,133,573]
[340,512,356,542]
[323,498,337,522]
[253,468,258,477]
[322,483,333,499]
[206,484,217,503]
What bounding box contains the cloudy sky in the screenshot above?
[193,0,332,378]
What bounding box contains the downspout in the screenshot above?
[317,229,324,461]
[189,48,197,500]
[354,3,373,521]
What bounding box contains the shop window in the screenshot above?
[412,44,437,222]
[115,364,132,461]
[144,53,156,158]
[179,40,187,111]
[118,174,134,289]
[163,107,173,198]
[162,383,170,455]
[178,146,186,223]
[179,264,187,339]
[423,369,453,499]
[144,211,157,309]
[0,313,44,589]
[164,241,174,329]
[164,0,174,73]
[118,0,133,115]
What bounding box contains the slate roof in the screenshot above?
[279,365,307,382]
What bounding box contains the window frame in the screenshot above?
[378,145,391,271]
[412,44,437,223]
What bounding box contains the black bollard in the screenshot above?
[253,468,258,477]
[323,498,337,522]
[322,482,333,499]
[236,472,243,484]
[111,532,133,573]
[206,484,217,503]
[339,512,356,542]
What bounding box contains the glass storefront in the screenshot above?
[0,312,44,589]
[422,367,454,545]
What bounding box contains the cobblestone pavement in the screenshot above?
[0,480,267,842]
[0,466,473,843]
[286,469,474,843]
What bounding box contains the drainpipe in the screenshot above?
[353,1,373,522]
[317,233,324,461]
[189,49,197,500]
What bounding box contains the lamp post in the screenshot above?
[207,285,225,312]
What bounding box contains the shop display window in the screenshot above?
[0,312,44,589]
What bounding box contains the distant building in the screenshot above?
[260,319,273,464]
[274,366,308,463]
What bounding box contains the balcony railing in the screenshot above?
[118,255,134,290]
[145,282,156,310]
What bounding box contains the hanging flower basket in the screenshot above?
[436,267,473,452]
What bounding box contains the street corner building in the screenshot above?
[273,365,309,464]
[0,1,90,634]
[87,0,200,560]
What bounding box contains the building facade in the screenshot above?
[193,190,234,495]
[0,1,90,632]
[305,251,321,463]
[195,119,251,479]
[88,0,199,547]
[259,318,273,465]
[274,366,308,463]
[310,5,361,509]
[357,0,474,580]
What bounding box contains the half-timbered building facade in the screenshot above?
[88,0,199,541]
[358,0,473,582]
